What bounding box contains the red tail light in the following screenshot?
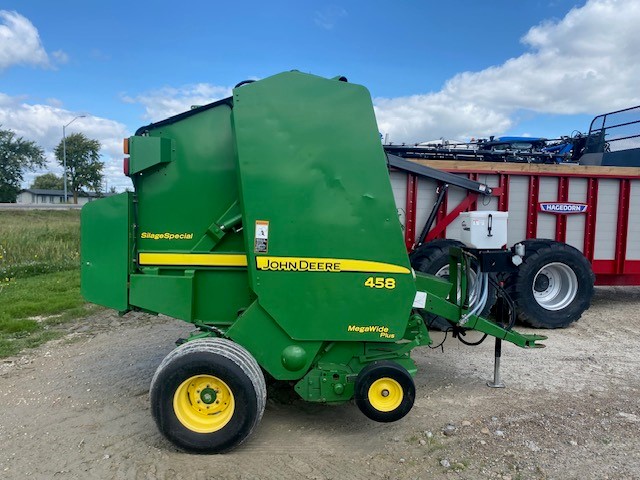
[124,157,130,176]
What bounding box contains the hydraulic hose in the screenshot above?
[460,272,489,326]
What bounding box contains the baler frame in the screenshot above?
[81,71,545,454]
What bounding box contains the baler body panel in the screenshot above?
[133,102,243,254]
[128,100,253,323]
[81,192,133,311]
[226,301,324,380]
[231,72,415,342]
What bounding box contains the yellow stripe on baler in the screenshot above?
[256,256,411,274]
[138,253,410,274]
[138,253,248,267]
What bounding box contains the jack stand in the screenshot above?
[487,338,505,388]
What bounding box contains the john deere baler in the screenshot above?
[81,71,544,453]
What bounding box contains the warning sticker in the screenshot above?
[254,220,269,253]
[412,291,427,309]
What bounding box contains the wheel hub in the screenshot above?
[368,378,403,412]
[173,375,235,434]
[435,264,480,305]
[534,274,550,292]
[200,387,217,404]
[532,262,578,311]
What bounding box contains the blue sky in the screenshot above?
[2,0,639,191]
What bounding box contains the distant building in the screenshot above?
[16,189,103,206]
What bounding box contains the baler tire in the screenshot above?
[354,361,415,423]
[409,239,468,268]
[509,241,594,328]
[150,338,266,453]
[412,240,497,331]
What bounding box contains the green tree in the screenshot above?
[31,172,64,190]
[0,127,45,202]
[54,133,104,204]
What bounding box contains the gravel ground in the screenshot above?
[1,286,639,479]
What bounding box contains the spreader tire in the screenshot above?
[150,338,266,453]
[508,241,594,328]
[355,361,415,423]
[412,240,496,330]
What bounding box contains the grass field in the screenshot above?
[0,210,80,279]
[0,210,98,358]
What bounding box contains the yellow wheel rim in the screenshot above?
[367,377,403,412]
[173,375,235,433]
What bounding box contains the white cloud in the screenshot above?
[51,50,69,65]
[314,6,347,30]
[0,10,49,70]
[0,93,131,191]
[375,96,513,143]
[375,0,640,143]
[45,98,63,108]
[123,83,232,122]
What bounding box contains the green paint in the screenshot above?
[128,136,174,175]
[81,193,133,311]
[129,271,195,321]
[200,387,217,404]
[231,72,415,342]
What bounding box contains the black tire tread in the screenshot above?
[508,241,594,328]
[410,239,465,270]
[412,239,497,330]
[354,361,415,423]
[151,338,266,417]
[150,338,266,453]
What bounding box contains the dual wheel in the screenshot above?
[150,338,266,454]
[505,240,594,328]
[410,239,496,331]
[411,239,595,329]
